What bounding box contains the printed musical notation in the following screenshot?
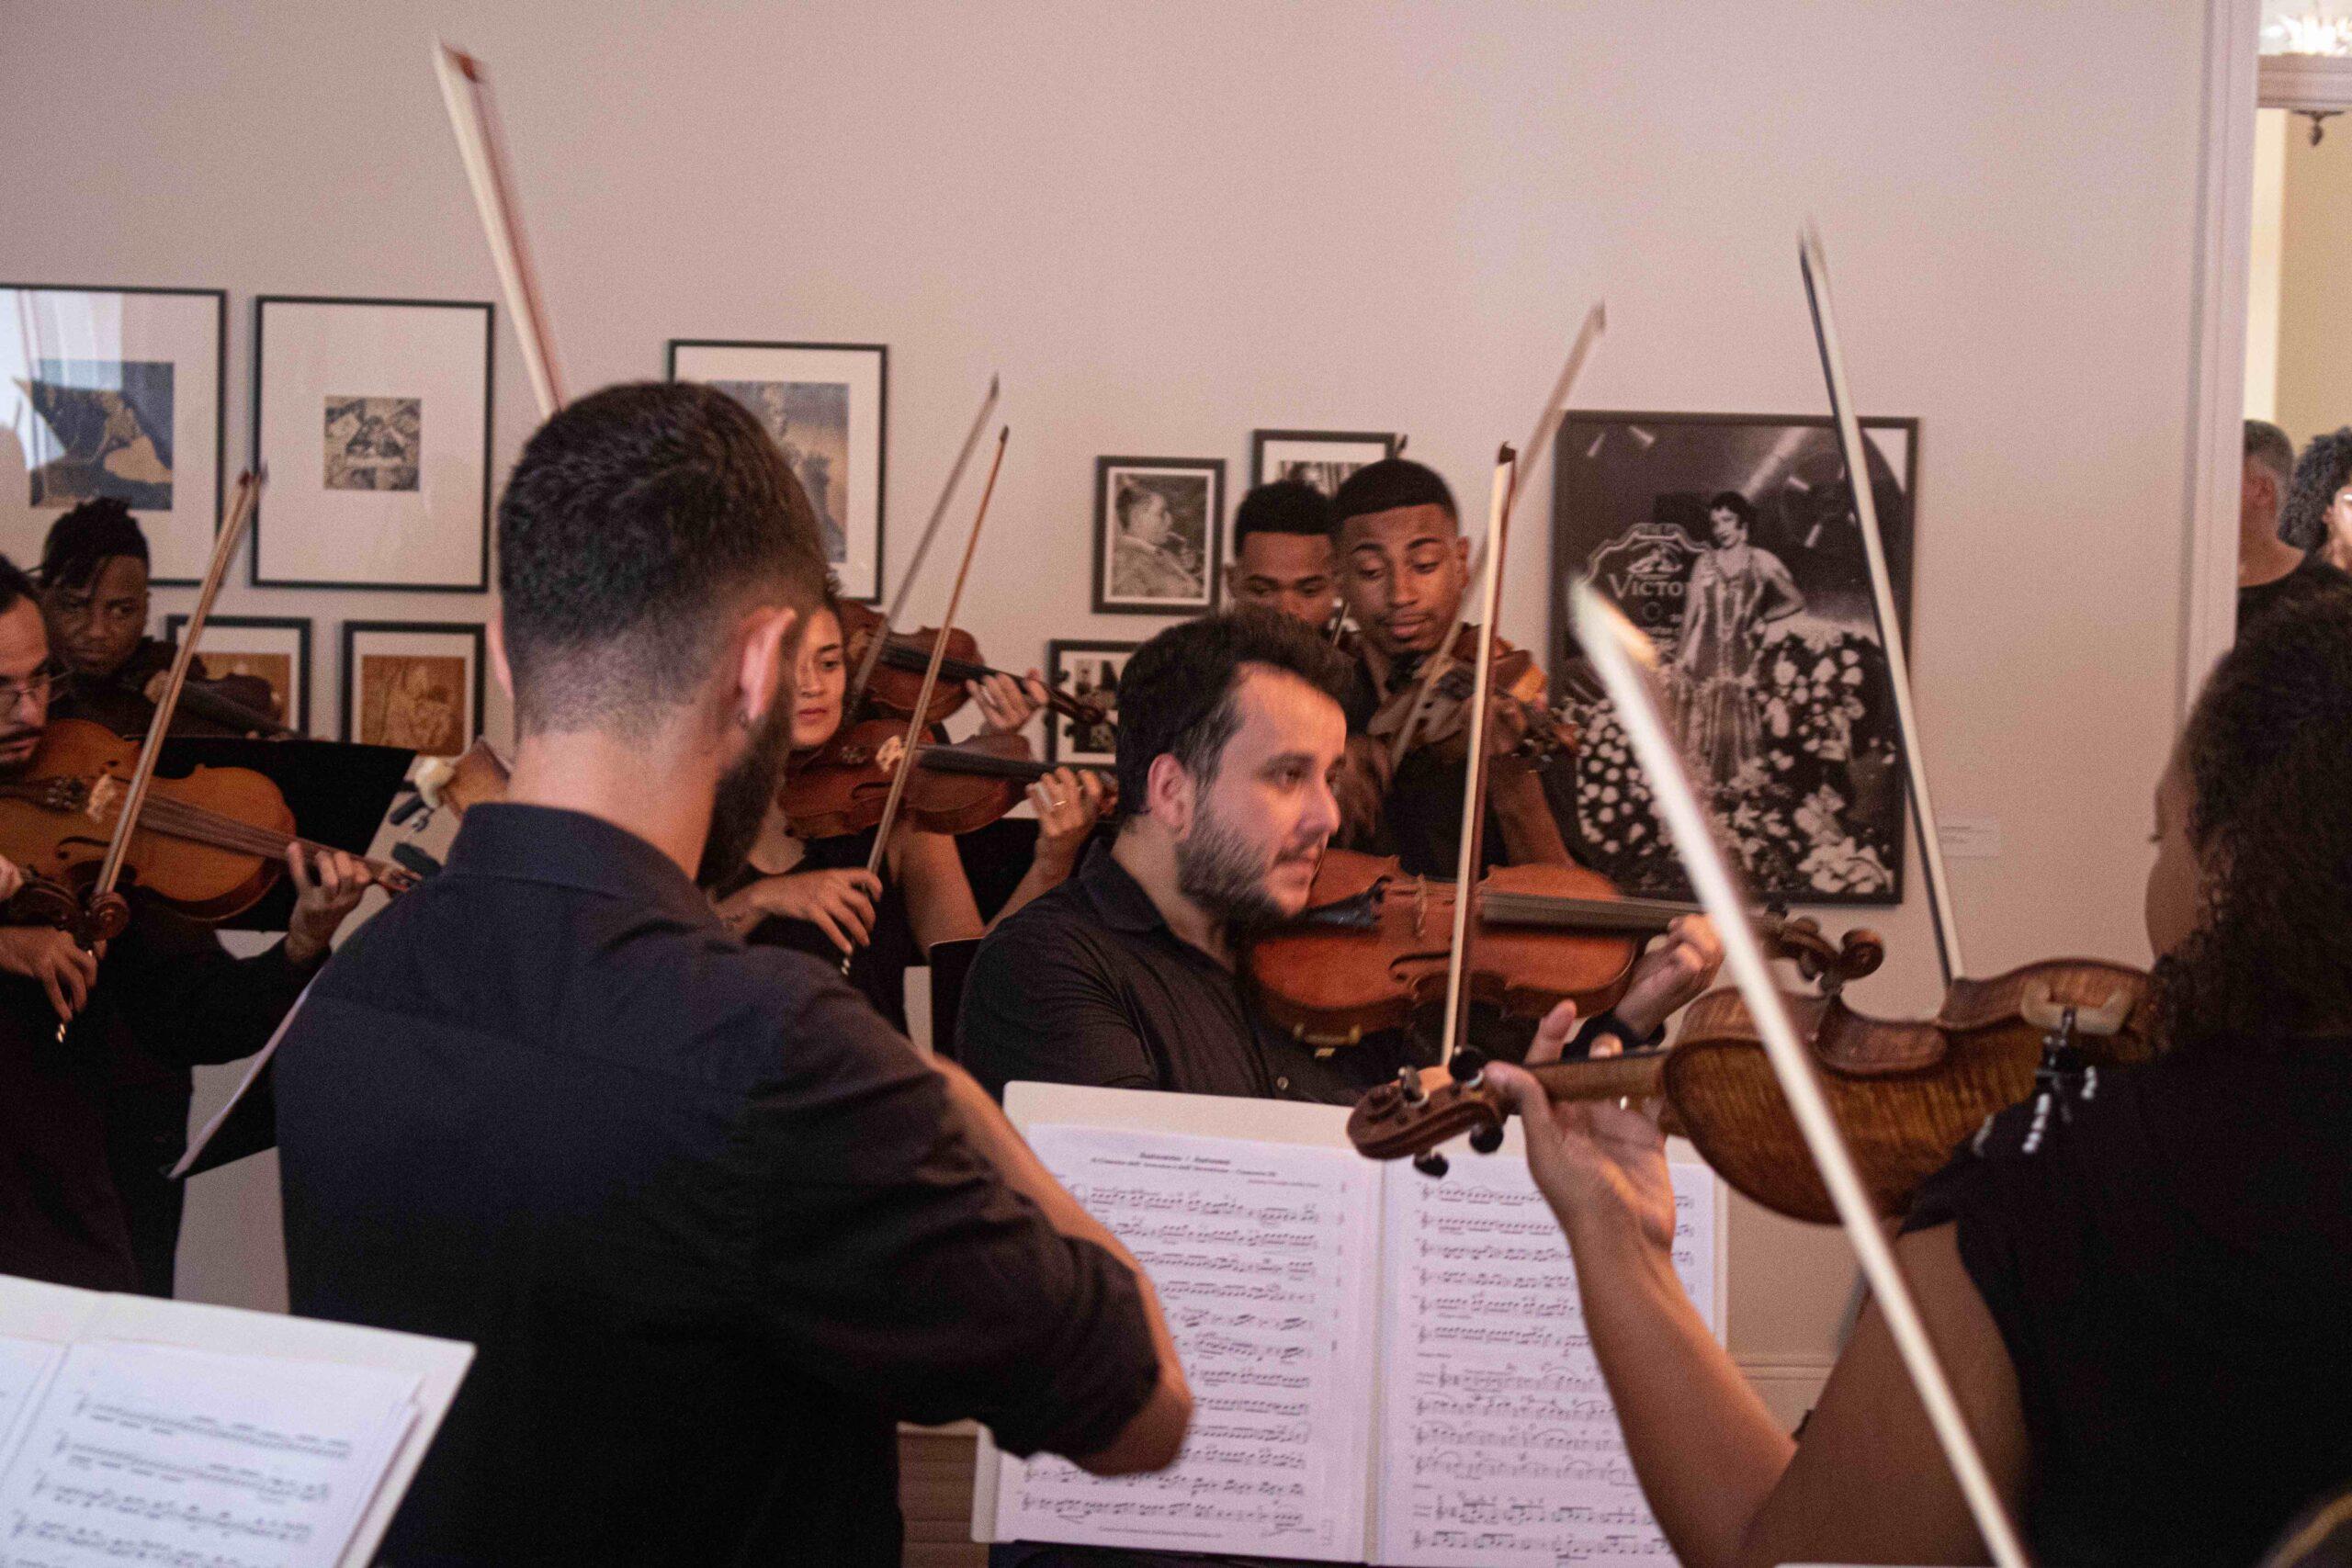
[997,1124,1381,1561]
[0,1341,421,1568]
[1375,1157,1717,1568]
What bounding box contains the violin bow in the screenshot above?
[1432,445,1518,1074]
[435,41,565,418]
[1388,302,1605,767]
[854,428,1012,962]
[842,374,1003,718]
[1798,223,1963,987]
[1570,581,2029,1568]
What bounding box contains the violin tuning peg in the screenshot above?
[1448,1047,1487,1085]
[1468,1123,1505,1156]
[1412,1150,1450,1179]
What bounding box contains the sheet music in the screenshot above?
[1374,1156,1717,1567]
[994,1123,1381,1562]
[0,1340,420,1568]
[0,1340,62,1476]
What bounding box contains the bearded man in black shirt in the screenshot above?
[274,382,1189,1567]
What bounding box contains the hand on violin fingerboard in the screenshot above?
[285,844,376,967]
[1029,769,1110,873]
[968,669,1047,736]
[0,926,101,1022]
[0,855,22,904]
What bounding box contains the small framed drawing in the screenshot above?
[1093,457,1222,615]
[253,296,493,592]
[1,283,227,585]
[341,621,484,757]
[667,340,888,604]
[1045,639,1137,767]
[164,614,313,733]
[1249,429,1397,498]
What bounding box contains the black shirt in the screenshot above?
[1337,654,1578,878]
[957,840,1398,1106]
[0,899,310,1292]
[276,804,1159,1568]
[718,826,922,1032]
[1905,1040,2352,1567]
[2237,551,2351,632]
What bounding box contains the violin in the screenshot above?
[1354,625,1577,768]
[836,600,1109,729]
[1347,961,2149,1224]
[1244,846,1881,1047]
[778,716,1114,840]
[0,717,417,939]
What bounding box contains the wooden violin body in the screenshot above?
[778,720,1111,840]
[1247,848,1881,1048]
[1349,957,2151,1224]
[1355,626,1576,766]
[837,600,1109,730]
[0,718,307,927]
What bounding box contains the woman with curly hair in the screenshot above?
[2282,425,2352,576]
[1487,584,2352,1568]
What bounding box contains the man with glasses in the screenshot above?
[0,551,372,1294]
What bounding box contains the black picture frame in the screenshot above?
[1091,456,1224,615]
[1248,428,1399,496]
[164,613,314,733]
[339,619,487,754]
[252,294,494,592]
[3,281,228,587]
[1548,409,1922,908]
[1044,639,1138,765]
[665,338,889,604]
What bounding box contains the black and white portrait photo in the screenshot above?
[1550,411,1918,905]
[1092,457,1222,615]
[1045,639,1136,765]
[669,340,887,601]
[323,395,421,491]
[1250,429,1398,499]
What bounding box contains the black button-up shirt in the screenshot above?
[276,804,1159,1568]
[957,841,1400,1106]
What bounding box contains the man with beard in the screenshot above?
[956,607,1717,1106]
[272,383,1190,1568]
[0,553,371,1294]
[956,606,1717,1568]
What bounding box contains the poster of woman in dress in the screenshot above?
[1549,412,1917,905]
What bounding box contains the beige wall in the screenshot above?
[2275,110,2352,446]
[0,0,2212,1404]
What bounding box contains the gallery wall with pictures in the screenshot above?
[9,0,2218,1384]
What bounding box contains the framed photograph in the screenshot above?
[253,296,492,591]
[1045,639,1137,766]
[340,621,485,757]
[1549,411,1920,907]
[1,283,226,585]
[164,614,313,733]
[668,340,887,604]
[1093,457,1222,615]
[1249,429,1398,497]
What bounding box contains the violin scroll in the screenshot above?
[1346,1051,1671,1165]
[1767,916,1884,995]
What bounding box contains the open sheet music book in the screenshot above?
[976,1082,1723,1566]
[0,1273,471,1568]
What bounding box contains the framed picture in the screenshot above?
[1549,411,1920,907]
[253,296,492,591]
[1249,429,1398,497]
[1045,639,1137,766]
[1093,457,1222,615]
[1,283,226,584]
[667,340,888,604]
[340,621,485,757]
[164,614,313,733]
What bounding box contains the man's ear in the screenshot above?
[487,618,514,699]
[734,603,800,728]
[1146,751,1196,839]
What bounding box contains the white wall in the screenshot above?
[0,0,2213,1396]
